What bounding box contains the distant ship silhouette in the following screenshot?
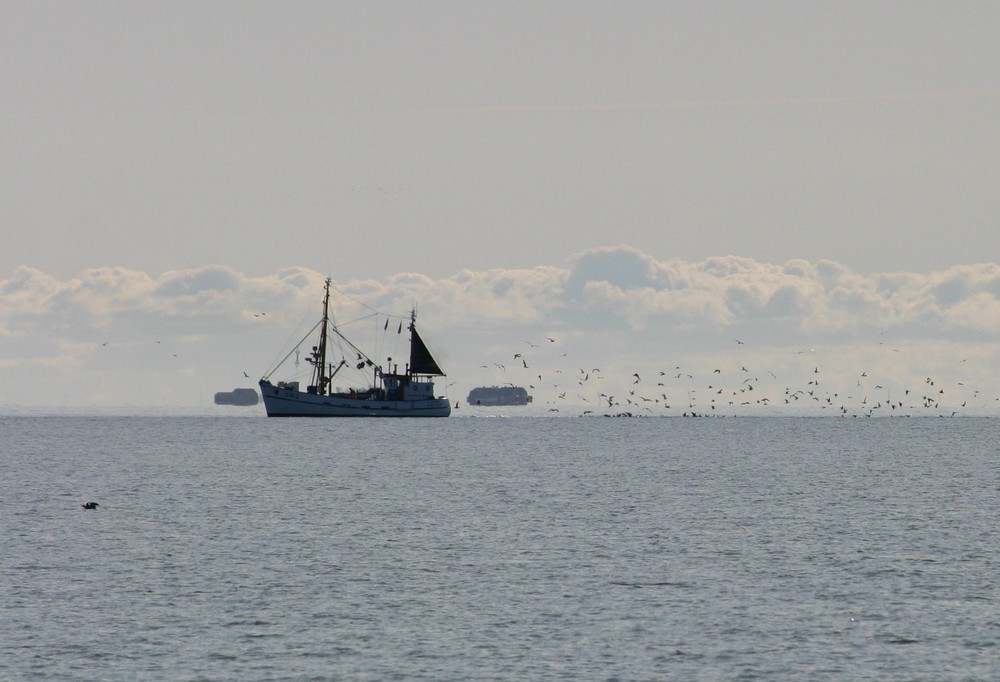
[467,386,532,406]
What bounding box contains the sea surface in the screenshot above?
[2,411,998,681]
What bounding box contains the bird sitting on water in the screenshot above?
[82,502,99,510]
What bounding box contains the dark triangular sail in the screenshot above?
[409,325,444,375]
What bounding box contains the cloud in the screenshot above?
[0,267,63,320]
[554,247,1000,340]
[565,245,661,296]
[2,247,999,408]
[5,249,1000,339]
[154,266,241,298]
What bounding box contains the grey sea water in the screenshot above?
[2,414,998,681]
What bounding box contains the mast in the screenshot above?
[310,278,332,394]
[409,307,416,376]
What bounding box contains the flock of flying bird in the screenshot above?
[472,337,989,417]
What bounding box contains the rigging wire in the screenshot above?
[260,300,321,378]
[328,281,409,325]
[261,320,322,381]
[263,281,417,388]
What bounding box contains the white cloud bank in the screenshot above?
[3,246,999,414]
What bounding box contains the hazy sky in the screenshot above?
[3,2,1000,410]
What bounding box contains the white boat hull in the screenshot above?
[260,381,451,417]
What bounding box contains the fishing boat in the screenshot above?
[259,278,451,417]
